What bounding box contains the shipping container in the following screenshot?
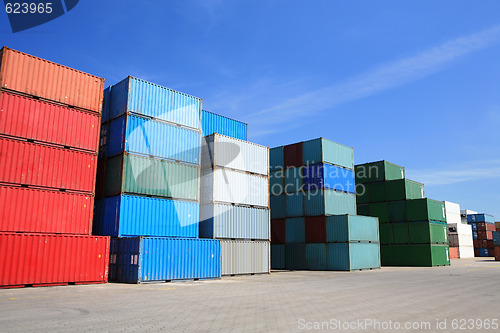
[103,153,199,200]
[385,179,425,201]
[220,240,270,275]
[459,245,474,259]
[270,147,284,171]
[200,168,269,207]
[357,203,369,216]
[271,244,285,269]
[409,221,448,244]
[286,218,305,243]
[304,244,327,270]
[390,222,410,244]
[355,160,405,184]
[304,189,356,216]
[200,203,270,240]
[388,200,407,222]
[369,202,389,223]
[270,195,285,219]
[367,182,387,203]
[284,142,303,168]
[202,133,268,175]
[0,137,97,193]
[110,237,220,283]
[104,114,201,164]
[326,243,381,271]
[0,233,109,288]
[407,198,446,222]
[270,170,284,196]
[0,185,93,234]
[304,216,326,243]
[449,247,459,259]
[0,92,100,152]
[286,192,304,217]
[284,243,307,270]
[496,222,500,230]
[478,248,490,257]
[379,224,391,245]
[96,195,199,238]
[469,222,477,231]
[303,138,354,170]
[0,47,104,113]
[103,76,201,129]
[381,244,450,267]
[444,201,461,224]
[325,215,379,243]
[304,163,355,194]
[467,214,495,223]
[448,234,459,247]
[355,183,369,204]
[493,231,500,246]
[201,110,247,140]
[285,167,303,193]
[271,219,285,244]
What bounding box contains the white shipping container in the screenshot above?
[200,203,270,240]
[445,201,461,224]
[460,209,477,224]
[200,168,269,207]
[448,223,473,247]
[202,134,269,176]
[458,245,475,259]
[220,240,270,275]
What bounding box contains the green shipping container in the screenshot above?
[355,183,369,204]
[386,179,425,201]
[407,198,446,222]
[368,182,387,203]
[304,189,356,216]
[369,202,389,223]
[379,224,392,245]
[355,160,405,184]
[381,244,450,267]
[388,200,407,222]
[285,167,303,193]
[391,222,410,244]
[409,221,448,244]
[302,138,354,170]
[104,153,199,200]
[357,204,370,216]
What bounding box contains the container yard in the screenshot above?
[2,2,500,330]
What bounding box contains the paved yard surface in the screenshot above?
[1,258,499,332]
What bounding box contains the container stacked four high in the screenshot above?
[0,47,110,288]
[270,138,381,271]
[466,214,497,258]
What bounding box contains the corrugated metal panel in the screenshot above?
[304,163,355,193]
[388,200,407,222]
[284,243,306,270]
[0,138,97,193]
[305,244,327,270]
[270,147,284,170]
[106,77,201,129]
[305,216,327,243]
[409,221,448,244]
[386,179,425,201]
[326,215,379,242]
[0,92,100,152]
[200,168,269,207]
[327,243,381,271]
[0,233,109,287]
[285,167,302,193]
[271,244,285,269]
[202,134,269,176]
[284,142,303,168]
[220,240,270,275]
[355,160,405,184]
[271,218,285,244]
[458,245,474,258]
[270,170,284,196]
[286,192,303,217]
[285,218,305,243]
[407,199,446,222]
[304,189,356,216]
[111,237,220,283]
[104,154,200,200]
[303,138,354,170]
[199,203,270,240]
[201,110,247,140]
[0,185,93,234]
[369,202,389,223]
[106,114,201,164]
[98,195,199,237]
[270,195,285,219]
[467,214,495,223]
[0,47,104,113]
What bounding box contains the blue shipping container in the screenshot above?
[469,222,477,231]
[104,114,201,164]
[304,163,355,193]
[110,237,221,283]
[98,195,199,238]
[104,76,201,129]
[286,192,304,217]
[201,110,247,140]
[479,248,490,257]
[493,231,500,246]
[286,218,305,243]
[472,231,478,240]
[467,214,495,223]
[271,244,285,269]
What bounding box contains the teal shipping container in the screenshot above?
[271,244,285,269]
[286,192,304,217]
[285,167,303,193]
[305,244,328,270]
[327,243,381,271]
[270,147,284,171]
[286,218,305,243]
[302,138,354,170]
[284,243,307,270]
[270,170,284,196]
[304,189,356,216]
[201,110,247,140]
[326,215,379,243]
[271,195,285,219]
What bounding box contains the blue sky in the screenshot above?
[2,1,499,218]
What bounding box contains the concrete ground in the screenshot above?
[1,258,499,332]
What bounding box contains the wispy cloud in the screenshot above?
[245,25,500,136]
[407,159,500,185]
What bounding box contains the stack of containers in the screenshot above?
[494,223,500,261]
[355,161,450,267]
[94,76,220,283]
[461,209,477,224]
[199,120,270,275]
[467,214,496,258]
[270,138,381,271]
[445,201,474,259]
[0,47,110,288]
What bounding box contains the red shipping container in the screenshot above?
[305,216,326,243]
[284,142,303,168]
[271,219,285,244]
[495,246,500,261]
[487,240,494,248]
[486,223,496,232]
[0,137,97,193]
[478,240,488,249]
[476,222,487,231]
[473,239,479,248]
[489,248,495,257]
[474,248,480,257]
[0,92,100,152]
[449,247,459,259]
[0,233,109,288]
[477,231,493,240]
[0,47,104,113]
[0,185,93,234]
